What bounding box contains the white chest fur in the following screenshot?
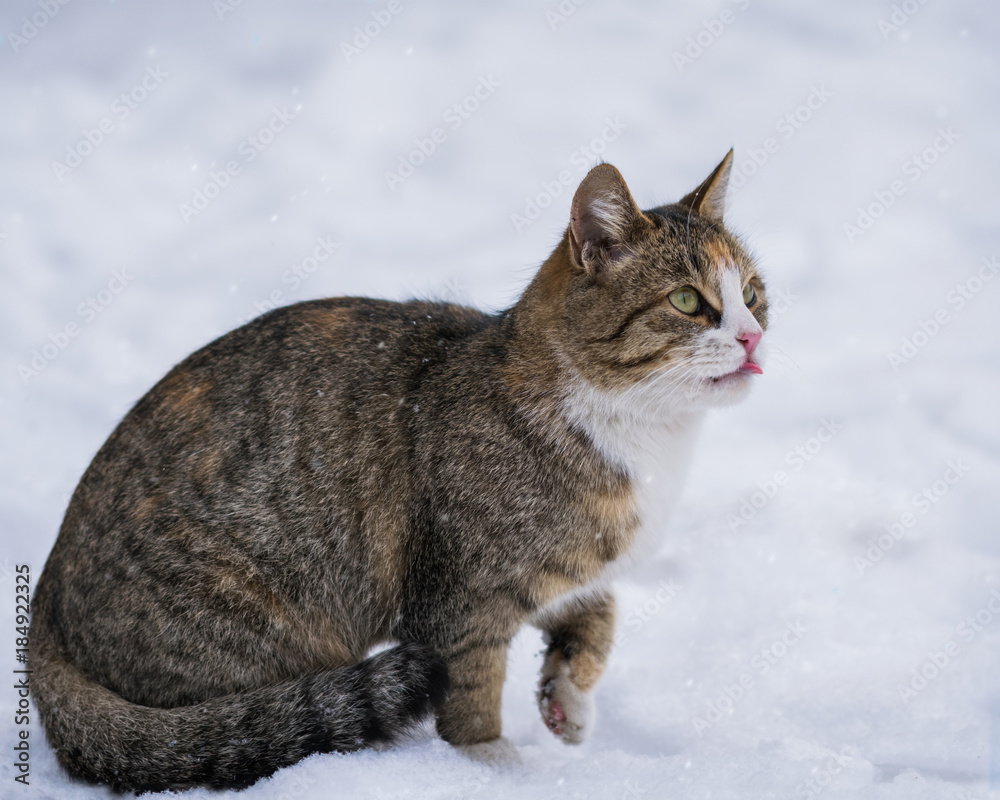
[532,376,704,623]
[573,392,704,580]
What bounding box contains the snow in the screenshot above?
[1,0,998,797]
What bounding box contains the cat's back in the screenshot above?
[55,294,500,547]
[32,296,501,699]
[183,294,497,389]
[116,294,492,442]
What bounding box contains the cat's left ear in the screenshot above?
[569,163,650,280]
[677,149,734,223]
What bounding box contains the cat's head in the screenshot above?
[527,152,767,416]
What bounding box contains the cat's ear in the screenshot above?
[569,164,649,279]
[677,149,734,223]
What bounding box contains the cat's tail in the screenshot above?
[30,641,448,793]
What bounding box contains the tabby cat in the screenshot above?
[30,151,767,792]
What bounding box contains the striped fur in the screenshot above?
[31,153,766,790]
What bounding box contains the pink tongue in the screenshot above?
[739,362,763,375]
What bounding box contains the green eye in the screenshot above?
[742,282,756,306]
[668,287,700,315]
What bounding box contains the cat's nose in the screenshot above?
[737,330,762,356]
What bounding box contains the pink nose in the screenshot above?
[738,330,762,356]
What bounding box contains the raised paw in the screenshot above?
[537,660,595,744]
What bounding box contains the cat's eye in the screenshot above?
[668,287,701,315]
[742,283,756,306]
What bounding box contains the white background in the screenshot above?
[1,1,998,798]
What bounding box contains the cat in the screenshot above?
[30,151,767,792]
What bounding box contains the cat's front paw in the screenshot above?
[537,661,595,744]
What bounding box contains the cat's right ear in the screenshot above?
[569,164,648,280]
[677,149,734,224]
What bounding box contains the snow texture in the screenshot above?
[1,1,999,798]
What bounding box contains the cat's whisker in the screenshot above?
[759,343,801,373]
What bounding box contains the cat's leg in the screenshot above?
[534,591,615,743]
[435,633,509,746]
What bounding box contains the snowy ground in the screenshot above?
[1,1,999,798]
